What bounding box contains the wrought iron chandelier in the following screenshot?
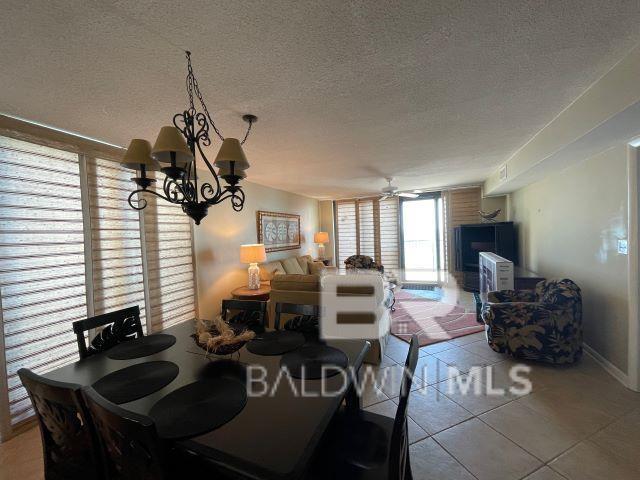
[120,51,257,225]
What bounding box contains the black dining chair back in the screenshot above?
[274,302,320,330]
[83,387,167,480]
[18,368,103,480]
[389,335,419,480]
[221,299,268,333]
[73,306,143,359]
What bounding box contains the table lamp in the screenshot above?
[240,244,267,289]
[314,232,329,259]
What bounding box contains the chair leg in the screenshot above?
[404,454,413,480]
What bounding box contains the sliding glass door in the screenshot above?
[400,193,443,283]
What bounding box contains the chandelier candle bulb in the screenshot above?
[240,244,267,290]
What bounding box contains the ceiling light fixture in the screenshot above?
[120,51,257,225]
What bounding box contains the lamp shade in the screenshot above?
[240,244,266,264]
[151,126,194,166]
[214,138,250,172]
[121,139,161,171]
[314,232,329,244]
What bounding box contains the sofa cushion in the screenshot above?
[271,274,321,291]
[281,257,305,274]
[259,261,286,281]
[308,261,325,275]
[296,255,313,274]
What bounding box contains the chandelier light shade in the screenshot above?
[151,126,194,166]
[121,51,258,225]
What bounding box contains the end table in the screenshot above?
[231,284,271,302]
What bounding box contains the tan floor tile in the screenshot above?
[374,364,424,398]
[523,466,566,480]
[379,354,397,368]
[420,340,458,356]
[517,386,617,437]
[405,386,473,434]
[364,400,428,444]
[433,347,494,373]
[0,427,43,480]
[410,438,475,480]
[434,418,541,480]
[385,339,410,364]
[589,408,640,469]
[416,355,463,386]
[549,440,639,480]
[359,380,389,408]
[435,373,518,415]
[461,341,509,363]
[480,401,581,462]
[449,331,486,346]
[478,360,546,396]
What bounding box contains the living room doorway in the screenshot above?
[399,192,445,284]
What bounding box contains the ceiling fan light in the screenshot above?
[121,139,161,171]
[151,126,194,166]
[214,138,250,172]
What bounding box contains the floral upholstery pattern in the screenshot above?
[344,255,384,273]
[481,279,582,364]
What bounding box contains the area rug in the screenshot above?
[391,289,483,347]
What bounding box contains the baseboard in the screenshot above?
[583,342,629,388]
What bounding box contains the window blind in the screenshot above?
[379,197,400,274]
[0,136,87,426]
[335,200,358,266]
[87,157,147,330]
[334,197,400,273]
[143,178,196,332]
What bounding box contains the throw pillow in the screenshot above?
[281,257,305,274]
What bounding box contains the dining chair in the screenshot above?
[18,368,103,480]
[72,306,144,359]
[308,334,419,480]
[221,299,268,333]
[82,387,228,480]
[273,302,320,331]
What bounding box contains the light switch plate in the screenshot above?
[618,239,628,255]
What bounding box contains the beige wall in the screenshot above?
[318,200,335,264]
[509,145,629,372]
[193,171,320,319]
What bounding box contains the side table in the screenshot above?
[231,284,271,302]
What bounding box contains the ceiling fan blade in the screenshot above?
[379,195,390,201]
[398,192,419,198]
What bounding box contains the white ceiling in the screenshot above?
[2,1,640,199]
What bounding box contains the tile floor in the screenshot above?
[1,332,639,480]
[360,332,640,480]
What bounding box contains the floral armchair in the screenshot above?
[344,255,384,273]
[481,279,582,364]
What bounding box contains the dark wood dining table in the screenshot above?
[43,321,370,479]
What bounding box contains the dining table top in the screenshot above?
[43,320,369,480]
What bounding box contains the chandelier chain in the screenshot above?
[185,51,225,141]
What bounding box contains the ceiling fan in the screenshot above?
[379,178,420,201]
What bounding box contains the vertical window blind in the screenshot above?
[144,178,196,332]
[88,158,147,330]
[0,135,196,436]
[0,137,87,427]
[334,197,400,273]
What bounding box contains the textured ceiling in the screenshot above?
[2,1,640,199]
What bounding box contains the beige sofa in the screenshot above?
[258,254,390,364]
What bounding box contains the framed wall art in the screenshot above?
[257,211,301,252]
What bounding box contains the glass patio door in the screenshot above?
[400,194,443,283]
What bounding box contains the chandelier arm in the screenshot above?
[194,136,222,194]
[128,188,181,211]
[200,182,222,203]
[231,190,245,211]
[163,176,187,204]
